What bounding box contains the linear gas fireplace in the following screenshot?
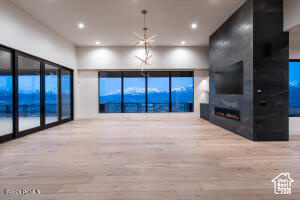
[215,107,240,121]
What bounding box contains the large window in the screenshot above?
[61,69,72,120]
[0,48,13,137]
[0,44,73,143]
[18,55,41,132]
[98,71,194,113]
[45,63,59,124]
[99,72,122,113]
[147,72,169,112]
[290,61,300,116]
[123,72,146,113]
[171,72,194,112]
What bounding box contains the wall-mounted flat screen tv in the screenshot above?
[214,61,243,94]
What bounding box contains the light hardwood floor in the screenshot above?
[0,117,300,200]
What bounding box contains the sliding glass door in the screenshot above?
[61,69,72,120]
[45,63,59,124]
[0,48,13,137]
[0,44,74,143]
[18,55,41,132]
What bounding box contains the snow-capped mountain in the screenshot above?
[124,87,145,94]
[104,85,193,96]
[105,87,165,96]
[102,85,193,100]
[171,84,193,92]
[104,89,121,96]
[147,88,161,93]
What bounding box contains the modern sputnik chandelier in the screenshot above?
[133,10,157,71]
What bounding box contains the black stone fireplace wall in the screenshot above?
[209,0,289,141]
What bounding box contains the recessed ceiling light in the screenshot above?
[78,23,85,29]
[96,41,100,45]
[191,23,197,29]
[139,41,144,45]
[181,41,186,45]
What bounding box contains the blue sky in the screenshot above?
[19,76,40,91]
[99,78,122,95]
[148,77,169,92]
[0,75,70,92]
[0,76,12,90]
[124,78,145,91]
[1,76,193,94]
[45,75,57,92]
[171,77,193,89]
[290,62,300,85]
[99,77,193,96]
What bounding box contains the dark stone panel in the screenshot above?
[200,103,209,121]
[209,0,289,141]
[209,0,254,140]
[253,0,289,141]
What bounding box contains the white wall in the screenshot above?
[284,0,300,31]
[194,71,209,115]
[77,46,209,70]
[77,70,98,119]
[290,31,300,59]
[0,0,77,69]
[76,46,209,119]
[289,118,300,134]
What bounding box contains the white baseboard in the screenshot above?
[77,112,200,120]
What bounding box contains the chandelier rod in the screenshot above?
[142,10,148,57]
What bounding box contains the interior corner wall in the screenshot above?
[283,1,300,135]
[0,0,77,69]
[289,31,300,134]
[290,31,300,60]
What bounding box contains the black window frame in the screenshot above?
[170,71,195,113]
[0,44,74,144]
[60,67,73,120]
[98,71,194,113]
[123,71,147,113]
[0,46,14,142]
[147,71,170,113]
[15,51,43,136]
[98,71,123,113]
[289,59,300,117]
[44,61,61,125]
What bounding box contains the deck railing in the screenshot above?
[99,102,193,113]
[0,104,71,117]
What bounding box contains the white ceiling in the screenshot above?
[10,0,246,47]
